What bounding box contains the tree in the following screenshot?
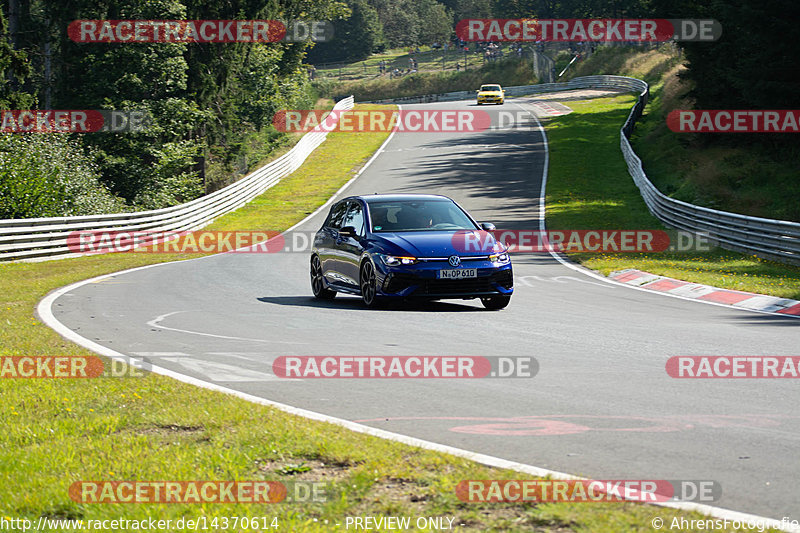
[306,0,385,63]
[0,8,34,108]
[651,0,800,111]
[416,0,452,45]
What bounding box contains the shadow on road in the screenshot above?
[725,314,800,327]
[256,295,486,312]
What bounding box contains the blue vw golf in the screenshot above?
[310,194,513,309]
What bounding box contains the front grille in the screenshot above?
[421,277,493,294]
[385,270,512,296]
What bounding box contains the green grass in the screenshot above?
[313,46,487,81]
[0,106,781,531]
[544,96,800,300]
[566,43,682,86]
[565,43,800,222]
[314,56,535,103]
[632,70,800,222]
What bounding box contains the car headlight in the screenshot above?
[489,252,510,264]
[379,254,417,266]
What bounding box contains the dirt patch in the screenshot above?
[132,424,204,435]
[255,458,354,483]
[352,478,575,532]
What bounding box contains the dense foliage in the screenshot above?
[1,0,345,217]
[0,133,126,218]
[1,0,794,218]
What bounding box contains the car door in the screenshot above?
[316,200,349,283]
[337,200,367,288]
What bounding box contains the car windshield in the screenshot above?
[367,200,478,232]
[480,85,501,92]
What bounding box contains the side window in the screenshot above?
[326,201,349,229]
[343,201,365,237]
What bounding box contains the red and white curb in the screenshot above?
[528,100,573,117]
[610,269,800,317]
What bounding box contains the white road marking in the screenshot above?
[146,311,302,344]
[516,275,612,288]
[162,357,295,382]
[130,351,192,357]
[206,352,268,359]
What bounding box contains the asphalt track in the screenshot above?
[47,98,800,521]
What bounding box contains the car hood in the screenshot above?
[478,91,502,96]
[374,230,501,257]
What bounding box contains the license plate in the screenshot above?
[438,268,477,279]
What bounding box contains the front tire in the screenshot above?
[311,255,336,300]
[360,261,382,308]
[481,295,510,310]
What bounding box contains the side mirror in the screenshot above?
[338,226,357,237]
[480,222,496,231]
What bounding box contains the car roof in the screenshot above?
[349,194,454,204]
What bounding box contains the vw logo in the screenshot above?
[448,255,461,267]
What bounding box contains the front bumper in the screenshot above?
[477,94,503,104]
[375,259,513,299]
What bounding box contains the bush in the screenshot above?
[0,134,127,219]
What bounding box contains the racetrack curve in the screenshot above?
[46,97,800,521]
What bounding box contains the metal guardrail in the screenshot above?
[366,75,800,266]
[615,78,800,266]
[365,75,647,104]
[0,96,355,262]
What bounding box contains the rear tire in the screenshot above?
[311,255,336,300]
[481,295,510,310]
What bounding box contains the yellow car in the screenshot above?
[477,84,505,105]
